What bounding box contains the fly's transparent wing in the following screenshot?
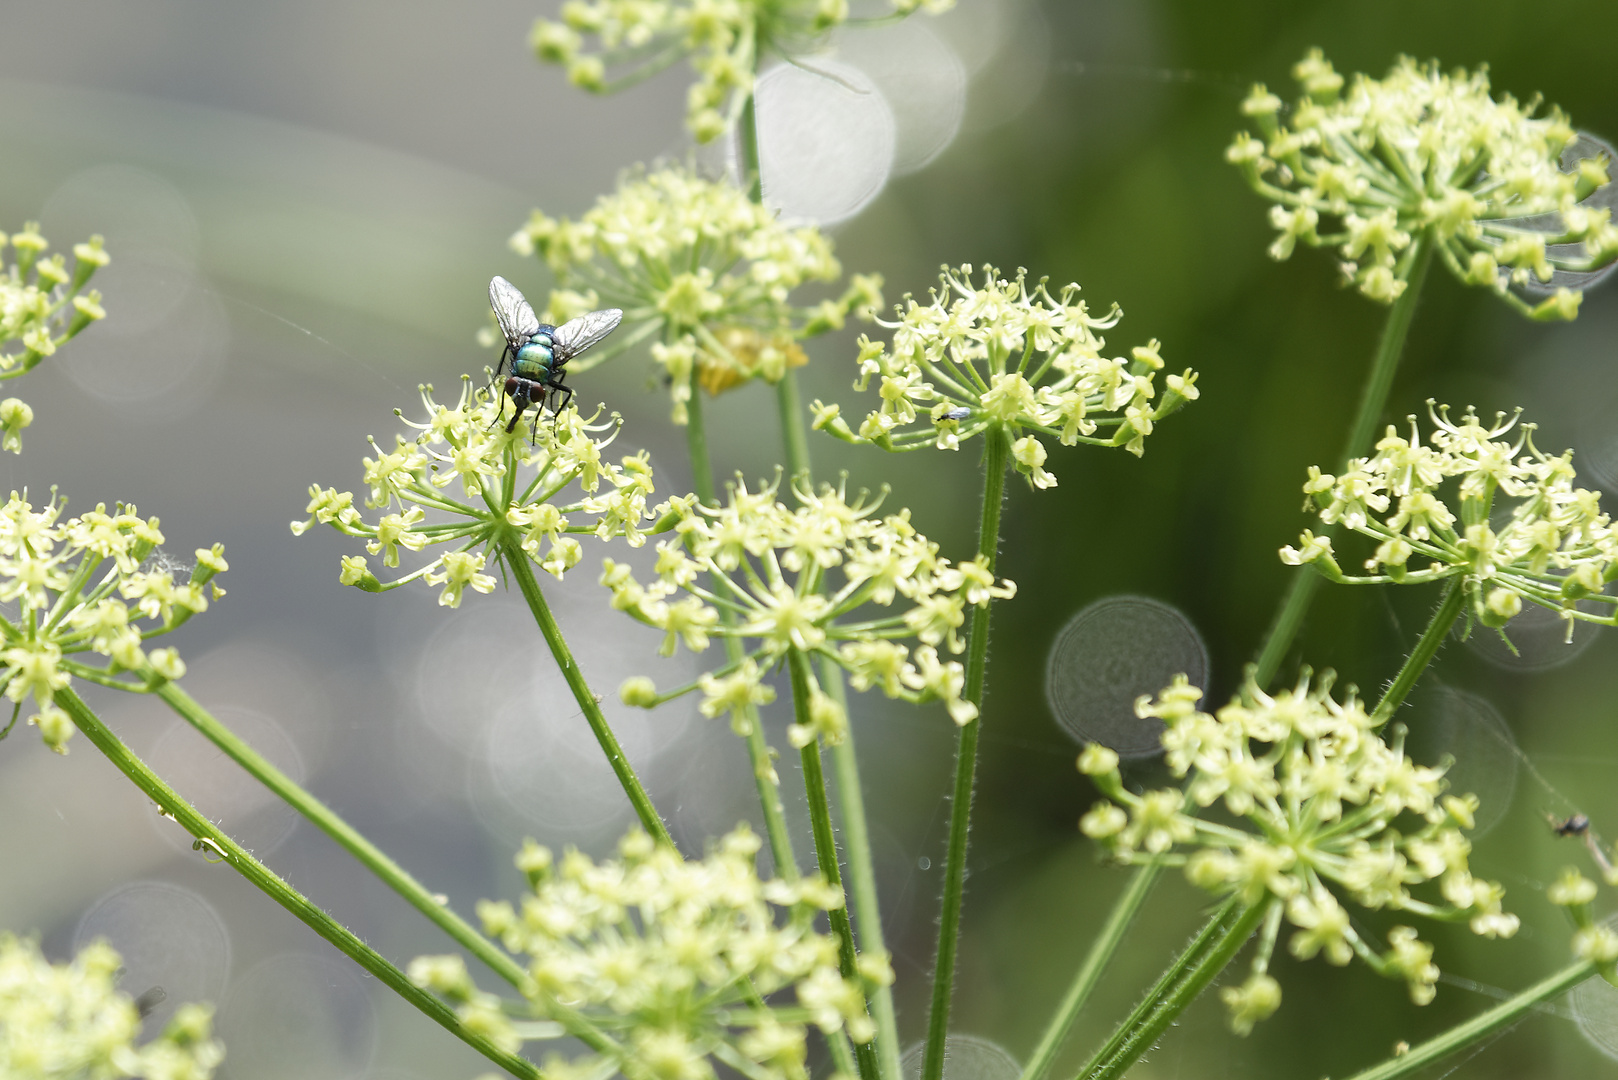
[551,308,624,364]
[489,276,541,348]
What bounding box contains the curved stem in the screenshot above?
[154,682,529,989]
[1254,231,1436,687]
[1370,578,1464,725]
[789,648,880,1080]
[502,542,672,846]
[58,687,540,1080]
[922,424,1012,1080]
[1018,861,1164,1080]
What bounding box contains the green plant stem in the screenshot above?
[154,681,529,989]
[502,542,671,847]
[1080,898,1269,1080]
[789,648,880,1080]
[776,369,812,486]
[1018,861,1165,1080]
[58,687,540,1080]
[1254,231,1436,688]
[921,423,1012,1080]
[682,381,799,877]
[1371,578,1465,725]
[1341,960,1596,1080]
[738,93,763,202]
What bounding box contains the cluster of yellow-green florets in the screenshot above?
[606,475,1011,738]
[812,265,1199,487]
[508,167,882,424]
[530,0,953,142]
[410,826,882,1080]
[1282,402,1618,637]
[0,223,110,453]
[1228,49,1617,316]
[293,379,659,606]
[1079,672,1517,1031]
[0,492,225,753]
[0,934,224,1079]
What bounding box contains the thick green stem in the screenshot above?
[1018,861,1165,1080]
[789,648,880,1080]
[1080,898,1270,1080]
[154,682,529,989]
[1254,232,1436,687]
[58,687,540,1080]
[683,383,799,877]
[1371,578,1465,725]
[922,424,1012,1080]
[776,370,812,486]
[502,544,672,846]
[1342,960,1596,1080]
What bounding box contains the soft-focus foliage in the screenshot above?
[0,934,223,1080]
[412,827,881,1080]
[1229,49,1617,316]
[1080,672,1517,1029]
[509,167,881,423]
[1281,403,1618,637]
[813,265,1199,488]
[293,379,658,605]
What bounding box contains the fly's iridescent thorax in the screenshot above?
[513,327,557,378]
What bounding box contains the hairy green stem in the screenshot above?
[1341,960,1596,1080]
[1371,578,1464,725]
[1254,231,1436,687]
[922,423,1012,1080]
[683,381,799,877]
[502,543,672,846]
[1080,898,1269,1080]
[59,687,541,1080]
[789,648,881,1080]
[1018,861,1165,1080]
[154,682,529,988]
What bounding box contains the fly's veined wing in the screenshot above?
[489,276,541,346]
[551,308,624,363]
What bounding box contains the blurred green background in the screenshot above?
[2,1,1618,1078]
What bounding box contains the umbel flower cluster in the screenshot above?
[411,827,882,1080]
[0,223,110,453]
[1281,403,1618,635]
[0,493,225,753]
[1228,49,1617,316]
[530,0,953,142]
[293,380,658,606]
[1080,673,1518,1033]
[0,934,224,1080]
[812,265,1199,489]
[509,167,882,424]
[607,475,1011,739]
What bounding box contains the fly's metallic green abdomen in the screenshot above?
[513,333,557,380]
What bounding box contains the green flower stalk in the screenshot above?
[0,934,224,1080]
[0,492,226,753]
[508,167,882,425]
[1080,671,1518,1033]
[1281,402,1618,637]
[813,264,1199,487]
[1228,49,1616,318]
[412,826,884,1080]
[604,474,1011,734]
[1,224,110,453]
[530,0,953,143]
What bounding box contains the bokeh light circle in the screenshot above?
[1463,599,1601,673]
[1402,686,1519,838]
[221,953,377,1080]
[754,59,895,225]
[902,1035,1021,1080]
[834,20,965,175]
[1572,971,1618,1061]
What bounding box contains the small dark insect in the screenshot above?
[488,276,622,434]
[1551,812,1591,838]
[133,986,168,1018]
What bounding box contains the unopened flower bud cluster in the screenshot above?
[1079,672,1517,1029]
[604,476,1012,738]
[812,265,1199,488]
[509,167,882,424]
[1281,403,1617,636]
[1229,49,1617,316]
[0,493,225,753]
[293,381,658,607]
[530,0,953,142]
[0,934,224,1080]
[412,826,881,1080]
